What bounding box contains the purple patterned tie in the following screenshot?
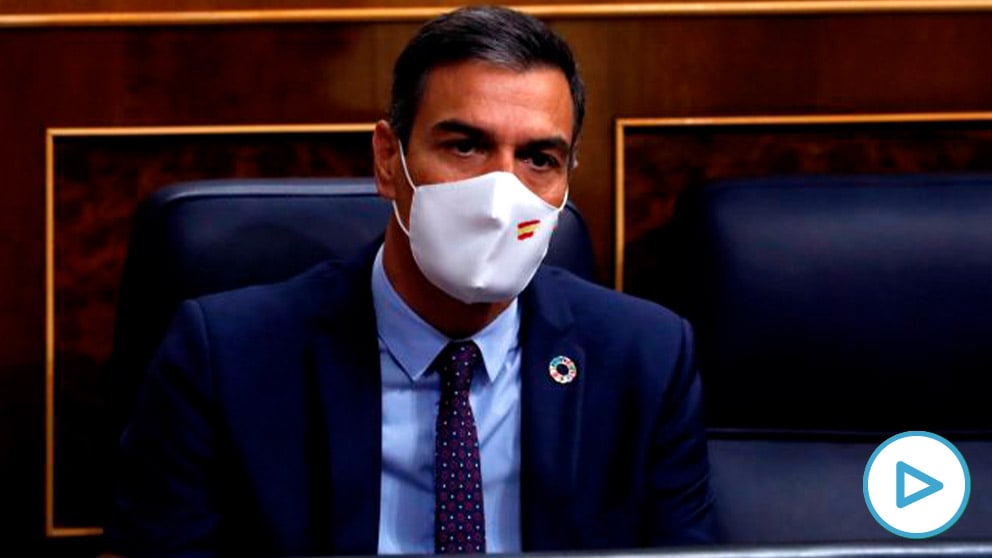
[434,340,487,554]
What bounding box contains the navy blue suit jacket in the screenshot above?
[108,246,716,557]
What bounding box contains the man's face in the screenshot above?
[378,60,574,215]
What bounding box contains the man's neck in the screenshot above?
[381,221,511,339]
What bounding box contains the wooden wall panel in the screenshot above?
[619,116,992,300]
[1,5,992,554]
[0,0,702,13]
[6,1,992,18]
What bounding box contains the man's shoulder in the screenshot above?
[191,259,354,337]
[534,264,684,331]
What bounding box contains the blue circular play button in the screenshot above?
[863,431,970,539]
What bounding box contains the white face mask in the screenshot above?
[391,142,567,304]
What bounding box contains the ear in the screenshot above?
[372,119,401,201]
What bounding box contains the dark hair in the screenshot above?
[389,5,586,159]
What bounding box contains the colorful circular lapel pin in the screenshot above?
[548,355,577,385]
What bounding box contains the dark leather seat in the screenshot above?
[106,177,595,438]
[646,174,992,543]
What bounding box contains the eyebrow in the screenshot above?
[520,137,571,159]
[432,119,491,142]
[432,118,572,158]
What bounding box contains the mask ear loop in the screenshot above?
[557,187,570,211]
[392,139,417,236]
[549,157,571,232]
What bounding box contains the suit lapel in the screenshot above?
[519,268,586,550]
[311,246,382,555]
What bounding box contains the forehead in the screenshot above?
[412,60,574,144]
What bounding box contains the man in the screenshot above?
[107,6,716,557]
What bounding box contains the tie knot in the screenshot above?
[436,340,481,393]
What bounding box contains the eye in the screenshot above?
[446,139,480,157]
[523,151,562,171]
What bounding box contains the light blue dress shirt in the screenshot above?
[372,246,522,554]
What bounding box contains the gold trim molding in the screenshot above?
[614,110,992,290]
[6,1,992,27]
[45,122,375,538]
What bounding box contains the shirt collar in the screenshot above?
[371,245,519,384]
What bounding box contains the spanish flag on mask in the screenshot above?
[516,220,540,240]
